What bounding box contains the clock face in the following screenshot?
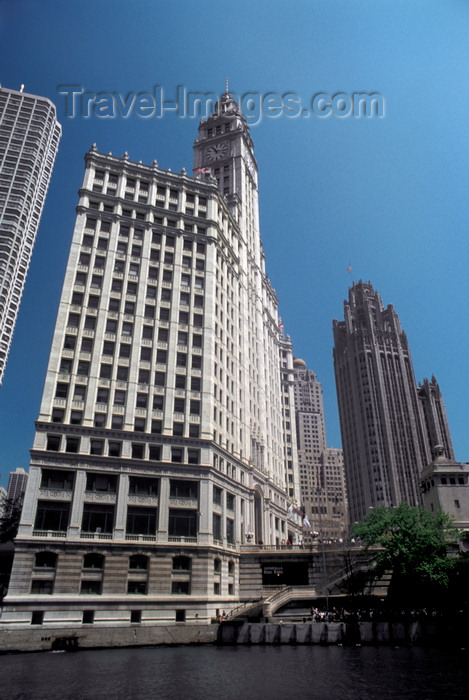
[206,142,228,161]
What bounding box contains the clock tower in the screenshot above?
[193,87,260,253]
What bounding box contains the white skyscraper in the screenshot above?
[2,90,301,627]
[0,86,61,383]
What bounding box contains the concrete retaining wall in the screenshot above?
[217,619,466,647]
[0,623,218,653]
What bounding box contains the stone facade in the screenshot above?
[1,90,301,628]
[333,281,454,524]
[292,358,348,540]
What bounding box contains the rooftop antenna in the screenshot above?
[225,77,229,94]
[19,84,24,92]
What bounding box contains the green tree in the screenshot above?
[353,503,459,606]
[0,494,23,543]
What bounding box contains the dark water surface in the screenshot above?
[1,645,468,700]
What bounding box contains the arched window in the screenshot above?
[35,551,57,569]
[129,554,149,570]
[83,553,104,569]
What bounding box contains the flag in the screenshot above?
[303,515,311,528]
[195,167,211,174]
[347,264,352,273]
[287,503,293,514]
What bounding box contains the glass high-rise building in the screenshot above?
[2,91,301,626]
[0,86,61,384]
[333,280,454,524]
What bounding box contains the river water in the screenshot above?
[1,645,468,699]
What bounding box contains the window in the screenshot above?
[153,395,164,410]
[86,473,117,493]
[138,369,150,384]
[191,376,201,391]
[190,400,200,415]
[70,410,83,426]
[214,558,221,573]
[116,366,129,381]
[94,413,106,428]
[151,419,163,435]
[129,554,149,570]
[174,398,185,413]
[130,610,142,623]
[173,422,184,437]
[111,416,123,430]
[31,611,44,625]
[154,371,165,386]
[213,487,222,505]
[149,444,161,460]
[80,580,102,595]
[96,387,109,403]
[119,343,131,358]
[214,582,220,595]
[34,501,70,532]
[81,504,115,533]
[55,383,69,399]
[126,507,157,535]
[129,477,159,496]
[168,510,197,538]
[100,363,112,379]
[63,335,76,350]
[77,360,90,376]
[46,435,61,451]
[189,424,200,438]
[82,610,95,624]
[114,390,126,406]
[171,447,184,463]
[226,518,234,544]
[31,580,54,595]
[213,513,221,541]
[176,353,187,367]
[128,581,147,594]
[35,552,57,569]
[172,582,190,595]
[136,393,148,408]
[226,493,235,510]
[132,443,145,459]
[173,556,191,571]
[41,469,74,490]
[170,480,198,499]
[187,449,200,465]
[83,553,104,569]
[228,561,234,575]
[156,349,167,364]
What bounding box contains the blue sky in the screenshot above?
[1,0,469,487]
